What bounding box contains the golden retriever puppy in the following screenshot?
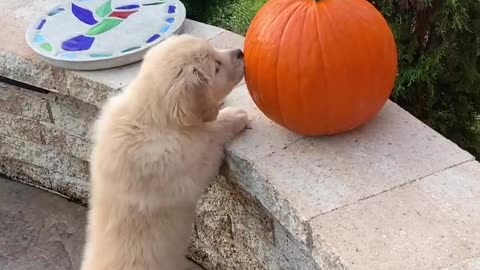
[80,34,248,270]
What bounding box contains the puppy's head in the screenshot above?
[137,34,244,126]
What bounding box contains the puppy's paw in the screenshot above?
[218,107,250,135]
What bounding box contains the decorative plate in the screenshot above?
[25,0,186,70]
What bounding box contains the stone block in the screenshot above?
[0,112,45,144]
[224,83,303,160]
[0,135,89,181]
[209,31,246,50]
[0,156,88,203]
[42,123,90,161]
[0,52,115,107]
[231,102,473,245]
[310,161,480,270]
[224,154,312,249]
[0,82,50,122]
[189,175,320,270]
[183,19,225,40]
[443,257,480,270]
[46,93,99,138]
[242,101,474,244]
[0,111,90,161]
[74,63,141,91]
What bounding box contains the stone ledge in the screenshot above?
[1,3,479,269]
[311,161,480,269]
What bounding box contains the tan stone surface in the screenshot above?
[183,19,225,40]
[1,51,115,106]
[224,99,474,248]
[443,257,480,270]
[74,63,141,90]
[310,161,480,270]
[252,102,474,219]
[209,30,246,50]
[224,84,303,160]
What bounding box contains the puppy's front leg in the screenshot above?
[213,107,250,142]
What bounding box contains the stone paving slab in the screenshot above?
[0,177,86,270]
[224,85,475,248]
[310,161,480,270]
[224,84,303,160]
[244,101,473,237]
[443,257,480,270]
[0,177,205,270]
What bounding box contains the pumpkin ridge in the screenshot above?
[247,1,296,125]
[323,1,350,134]
[297,6,309,131]
[275,2,304,127]
[255,1,289,124]
[313,2,333,133]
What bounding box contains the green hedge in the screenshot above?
[183,0,266,35]
[372,0,480,158]
[183,0,480,159]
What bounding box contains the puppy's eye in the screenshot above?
[215,61,221,73]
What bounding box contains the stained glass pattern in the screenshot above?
[48,7,65,16]
[96,0,112,17]
[72,3,99,25]
[27,0,185,68]
[36,19,46,30]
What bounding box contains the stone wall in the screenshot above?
[0,80,321,269]
[0,81,95,202]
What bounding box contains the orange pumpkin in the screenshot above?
[244,0,398,136]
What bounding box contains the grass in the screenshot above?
[184,0,268,35]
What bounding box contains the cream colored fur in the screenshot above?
[80,34,248,270]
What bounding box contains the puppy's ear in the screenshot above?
[170,64,219,126]
[191,66,219,122]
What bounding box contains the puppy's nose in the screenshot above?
[234,49,243,59]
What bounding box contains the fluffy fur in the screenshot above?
[80,34,249,270]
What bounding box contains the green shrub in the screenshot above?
[182,0,266,35]
[371,0,480,158]
[184,0,480,158]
